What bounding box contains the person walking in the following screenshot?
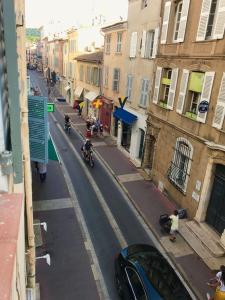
[169,210,179,242]
[207,266,225,300]
[38,162,47,183]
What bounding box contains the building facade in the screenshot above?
[144,0,225,245]
[101,21,127,133]
[114,0,161,166]
[75,51,103,119]
[1,0,35,298]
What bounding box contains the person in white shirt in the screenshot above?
[169,210,179,242]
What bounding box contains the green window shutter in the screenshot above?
[188,72,204,93]
[28,95,48,163]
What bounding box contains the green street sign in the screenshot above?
[47,103,55,112]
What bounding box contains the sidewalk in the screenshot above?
[52,95,219,300]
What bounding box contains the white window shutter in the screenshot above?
[144,80,149,106]
[197,72,215,123]
[213,0,225,39]
[152,67,162,104]
[176,69,189,114]
[141,31,147,58]
[167,68,179,110]
[130,32,137,58]
[177,0,190,42]
[196,0,212,41]
[161,1,171,44]
[152,27,159,58]
[212,73,225,129]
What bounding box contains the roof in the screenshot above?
[101,21,127,32]
[75,51,103,64]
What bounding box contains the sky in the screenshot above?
[25,0,128,29]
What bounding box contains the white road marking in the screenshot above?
[51,113,127,249]
[33,198,72,211]
[56,146,110,300]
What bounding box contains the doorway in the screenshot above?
[121,123,132,152]
[206,164,225,234]
[138,129,145,159]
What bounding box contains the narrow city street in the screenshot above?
[30,71,153,299]
[29,71,195,299]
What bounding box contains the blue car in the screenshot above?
[115,244,192,300]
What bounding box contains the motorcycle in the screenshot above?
[64,122,71,134]
[81,148,94,168]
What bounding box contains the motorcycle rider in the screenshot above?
[82,138,93,159]
[64,114,71,132]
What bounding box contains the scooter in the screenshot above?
[64,122,71,134]
[81,148,94,168]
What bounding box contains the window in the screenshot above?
[145,31,155,58]
[116,32,122,53]
[160,68,172,105]
[105,34,111,54]
[140,79,149,107]
[168,138,193,192]
[112,68,120,92]
[92,67,99,86]
[206,0,218,39]
[79,65,84,81]
[86,66,91,83]
[196,0,224,41]
[125,267,147,300]
[173,1,183,41]
[182,71,205,121]
[126,75,133,101]
[104,66,109,87]
[141,0,148,8]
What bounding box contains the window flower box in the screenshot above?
[185,111,197,120]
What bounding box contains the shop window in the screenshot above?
[168,137,193,193]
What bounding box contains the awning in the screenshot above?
[75,86,83,97]
[48,135,59,161]
[85,91,99,102]
[65,85,71,92]
[113,108,137,125]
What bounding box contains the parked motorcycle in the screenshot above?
[81,149,94,168]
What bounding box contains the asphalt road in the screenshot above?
[29,71,189,300]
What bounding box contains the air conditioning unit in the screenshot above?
[26,288,34,300]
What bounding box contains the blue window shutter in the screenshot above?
[28,95,48,163]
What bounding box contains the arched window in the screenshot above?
[168,137,193,192]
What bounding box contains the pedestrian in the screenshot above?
[38,162,47,183]
[34,161,39,173]
[169,210,179,242]
[77,104,82,116]
[207,271,225,300]
[207,265,225,287]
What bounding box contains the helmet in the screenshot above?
[86,138,90,142]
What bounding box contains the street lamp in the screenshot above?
[36,253,51,266]
[33,222,47,232]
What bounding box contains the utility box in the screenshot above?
[0,151,13,175]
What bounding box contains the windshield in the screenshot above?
[128,250,192,300]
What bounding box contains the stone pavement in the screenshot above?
[51,95,222,300]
